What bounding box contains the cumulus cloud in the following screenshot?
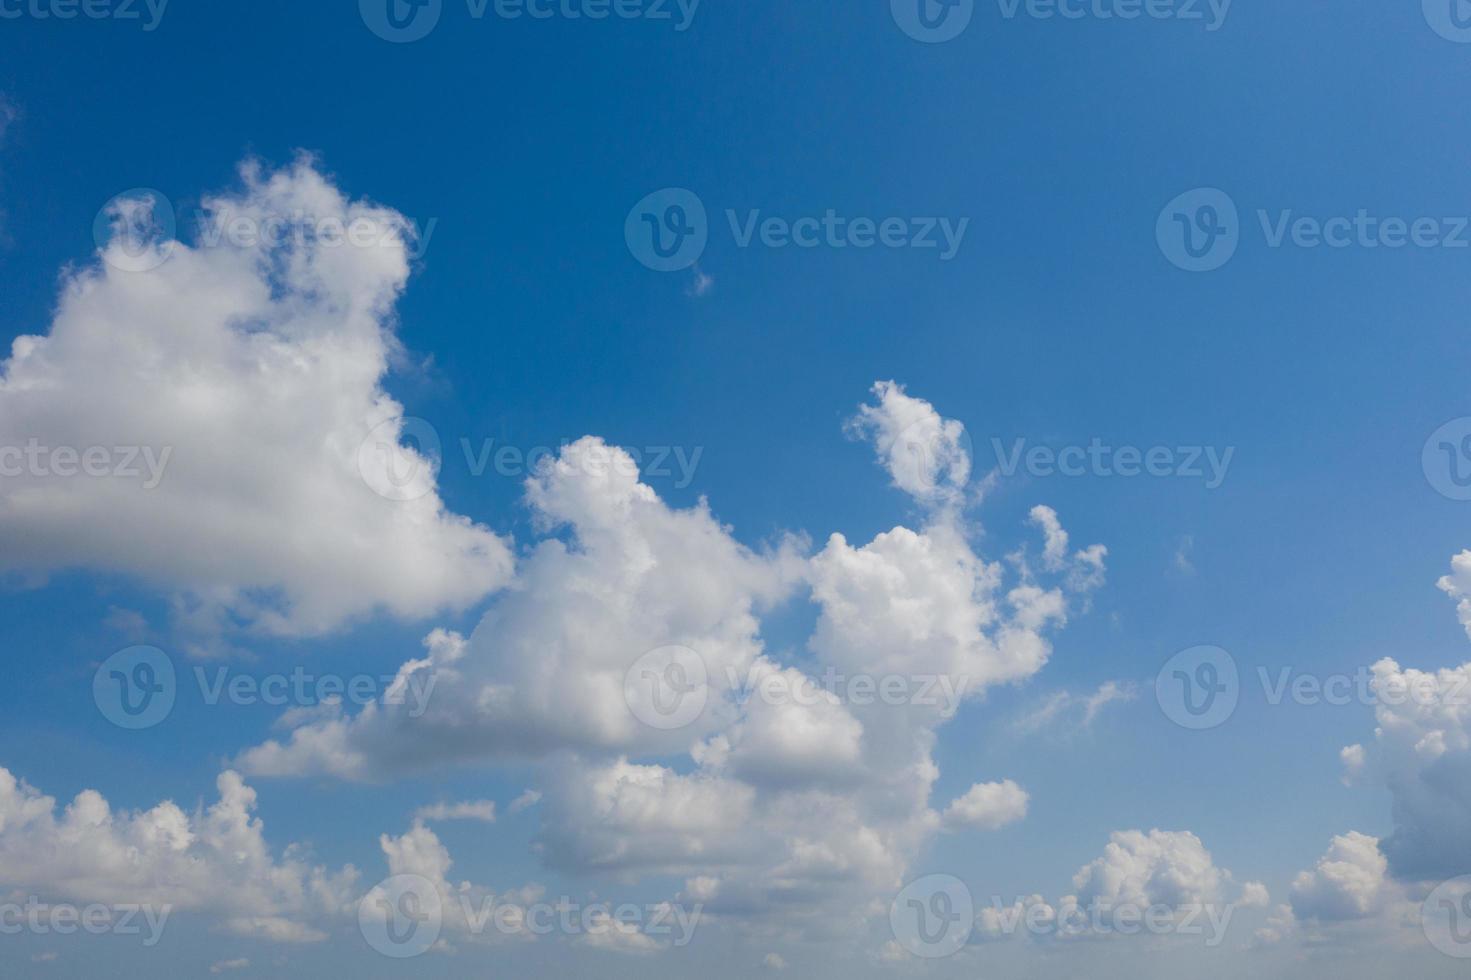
[239,384,1104,942]
[941,780,1029,831]
[846,380,970,506]
[1437,551,1471,640]
[1355,657,1471,880]
[0,158,513,641]
[0,766,357,943]
[1289,831,1390,922]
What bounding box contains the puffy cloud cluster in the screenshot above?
[239,382,1106,942]
[0,158,512,641]
[1355,657,1471,880]
[0,766,357,942]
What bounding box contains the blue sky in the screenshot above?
[2,1,1471,977]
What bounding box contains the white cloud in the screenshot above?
[1013,680,1137,736]
[0,766,357,943]
[237,384,1105,941]
[762,952,787,969]
[1357,656,1471,880]
[942,780,1029,831]
[1437,551,1471,640]
[210,959,250,974]
[0,158,512,641]
[1289,831,1390,922]
[845,380,970,506]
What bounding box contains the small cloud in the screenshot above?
[210,960,249,975]
[1340,744,1366,786]
[103,605,149,638]
[762,952,787,970]
[1014,680,1138,737]
[507,788,541,814]
[686,265,714,298]
[31,952,57,963]
[413,799,497,823]
[1173,534,1196,575]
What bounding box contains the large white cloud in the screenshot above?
[238,384,1104,943]
[0,158,512,641]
